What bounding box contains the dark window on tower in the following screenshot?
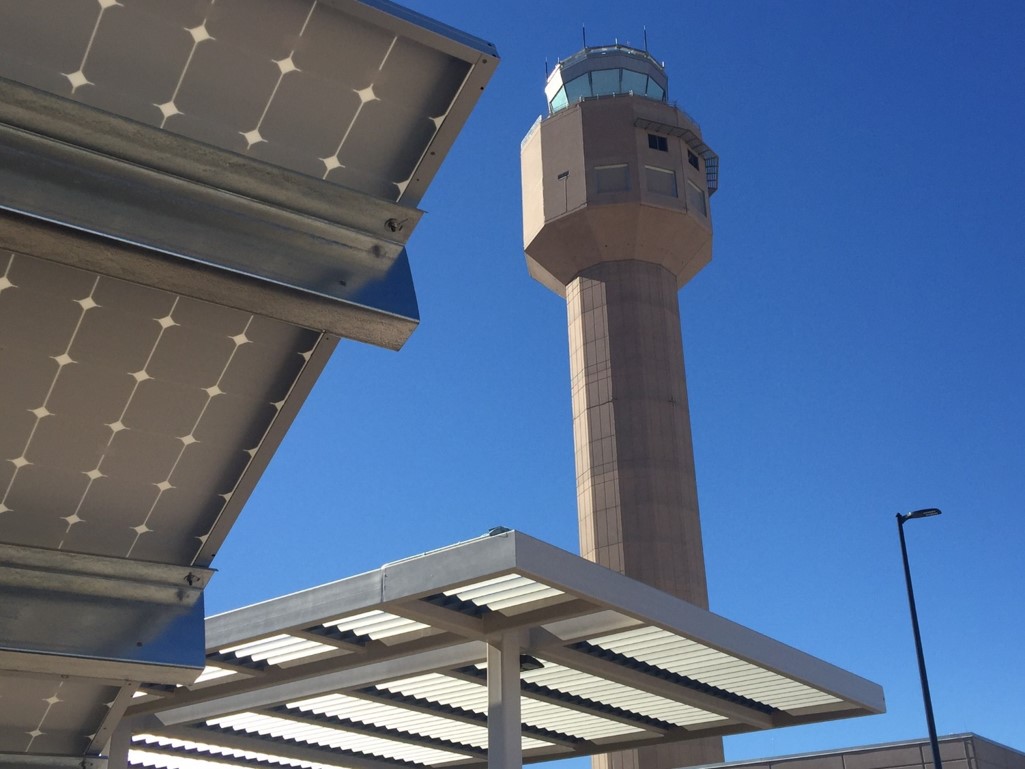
[648,133,668,152]
[688,149,700,169]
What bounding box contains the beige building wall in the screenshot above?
[713,734,1024,769]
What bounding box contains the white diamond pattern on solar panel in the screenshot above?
[0,673,121,755]
[590,627,843,711]
[24,679,64,753]
[0,251,320,565]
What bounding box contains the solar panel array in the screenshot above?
[0,1,497,764]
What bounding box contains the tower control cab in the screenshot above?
[521,45,719,295]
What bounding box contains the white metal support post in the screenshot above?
[487,633,522,769]
[106,720,132,769]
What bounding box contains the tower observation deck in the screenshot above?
[521,45,723,769]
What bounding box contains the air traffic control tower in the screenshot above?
[521,46,722,769]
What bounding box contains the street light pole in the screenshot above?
[897,508,944,769]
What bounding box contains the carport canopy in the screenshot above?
[119,530,885,769]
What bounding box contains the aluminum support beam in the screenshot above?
[487,634,522,769]
[106,720,133,769]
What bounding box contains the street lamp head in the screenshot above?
[898,508,942,524]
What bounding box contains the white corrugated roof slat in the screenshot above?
[322,609,384,629]
[484,586,567,612]
[381,674,486,708]
[453,582,565,611]
[649,649,841,708]
[207,712,467,765]
[377,674,625,747]
[590,628,841,711]
[132,734,337,769]
[524,663,724,727]
[130,751,319,769]
[324,610,431,639]
[382,667,691,741]
[444,573,525,599]
[288,693,490,749]
[519,698,643,741]
[193,666,237,684]
[216,635,338,666]
[219,633,298,656]
[264,648,333,666]
[448,575,566,611]
[253,637,330,657]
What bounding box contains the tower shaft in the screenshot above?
[568,260,709,607]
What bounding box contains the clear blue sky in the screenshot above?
[206,1,1025,763]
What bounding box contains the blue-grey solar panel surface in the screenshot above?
[0,0,498,764]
